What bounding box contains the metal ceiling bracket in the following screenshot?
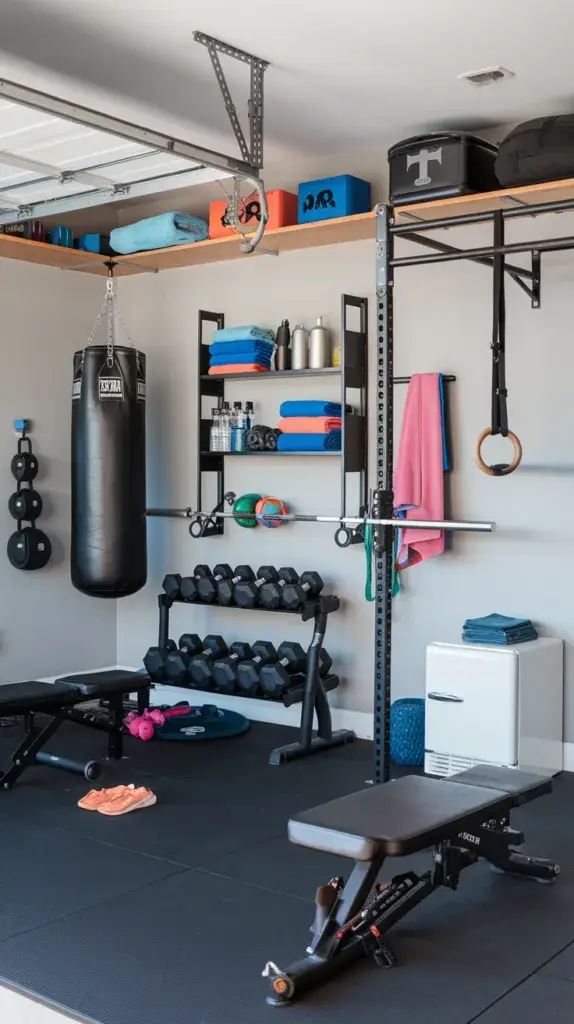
[193,31,269,171]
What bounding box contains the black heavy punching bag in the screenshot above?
[71,345,147,597]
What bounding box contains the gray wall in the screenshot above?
[116,212,574,742]
[0,259,117,681]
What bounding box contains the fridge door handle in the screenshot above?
[427,692,464,703]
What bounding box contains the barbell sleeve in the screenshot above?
[146,508,494,533]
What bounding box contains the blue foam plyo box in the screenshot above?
[298,174,371,223]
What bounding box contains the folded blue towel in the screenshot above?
[209,353,272,367]
[213,326,275,344]
[463,614,533,632]
[277,430,341,452]
[110,212,208,254]
[209,339,275,357]
[279,401,352,418]
[463,629,538,645]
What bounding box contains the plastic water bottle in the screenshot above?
[209,408,220,452]
[244,401,254,431]
[221,402,232,452]
[232,401,247,452]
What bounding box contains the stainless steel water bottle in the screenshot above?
[291,325,309,369]
[309,316,331,368]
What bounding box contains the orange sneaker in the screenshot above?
[97,786,157,816]
[78,785,133,811]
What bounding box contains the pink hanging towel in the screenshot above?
[394,372,445,569]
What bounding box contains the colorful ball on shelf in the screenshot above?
[233,492,261,528]
[255,496,288,528]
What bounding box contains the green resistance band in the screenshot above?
[364,524,400,602]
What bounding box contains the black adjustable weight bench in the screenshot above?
[0,670,150,790]
[263,765,560,1005]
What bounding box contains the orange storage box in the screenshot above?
[209,189,298,239]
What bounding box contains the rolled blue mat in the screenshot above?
[110,212,208,254]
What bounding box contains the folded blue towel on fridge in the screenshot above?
[463,613,534,632]
[277,430,341,452]
[463,629,538,645]
[209,352,272,367]
[212,326,275,344]
[279,401,353,418]
[110,212,208,254]
[209,339,275,358]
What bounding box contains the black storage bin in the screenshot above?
[496,116,574,188]
[389,132,499,205]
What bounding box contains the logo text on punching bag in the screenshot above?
[98,376,124,400]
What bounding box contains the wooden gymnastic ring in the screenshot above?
[475,427,522,477]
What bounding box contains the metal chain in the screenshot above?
[106,277,115,368]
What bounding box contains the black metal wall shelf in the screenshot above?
[199,450,340,457]
[196,296,368,537]
[200,367,342,382]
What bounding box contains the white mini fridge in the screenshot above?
[424,638,563,777]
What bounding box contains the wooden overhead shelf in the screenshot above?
[0,233,116,274]
[393,177,574,225]
[3,179,574,275]
[111,211,376,273]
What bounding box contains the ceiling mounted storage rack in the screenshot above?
[194,297,368,539]
[0,31,269,256]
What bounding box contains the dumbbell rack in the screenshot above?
[155,591,356,764]
[195,294,368,537]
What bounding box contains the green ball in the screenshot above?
[233,492,261,528]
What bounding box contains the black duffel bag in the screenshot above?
[496,115,574,188]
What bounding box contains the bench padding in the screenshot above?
[56,669,150,696]
[289,770,543,859]
[0,681,82,716]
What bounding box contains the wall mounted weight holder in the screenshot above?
[7,422,51,570]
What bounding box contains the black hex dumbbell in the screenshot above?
[216,565,255,606]
[281,571,324,611]
[259,642,307,699]
[259,568,299,610]
[163,633,203,685]
[212,641,253,694]
[143,639,177,682]
[180,565,212,603]
[197,564,233,604]
[235,641,278,697]
[187,635,229,689]
[162,574,182,601]
[234,566,278,609]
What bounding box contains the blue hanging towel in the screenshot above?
[110,212,208,253]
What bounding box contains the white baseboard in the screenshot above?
[562,742,574,772]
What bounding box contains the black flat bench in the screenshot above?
[264,766,559,1006]
[0,671,151,789]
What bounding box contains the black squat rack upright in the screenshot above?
[374,188,574,783]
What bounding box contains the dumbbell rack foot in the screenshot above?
[155,593,355,764]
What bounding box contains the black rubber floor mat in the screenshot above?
[201,832,430,899]
[471,973,574,1023]
[0,820,182,941]
[542,939,574,981]
[0,868,533,1024]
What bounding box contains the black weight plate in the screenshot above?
[8,489,43,521]
[11,451,38,482]
[7,527,51,570]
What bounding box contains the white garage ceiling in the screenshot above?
[0,0,572,167]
